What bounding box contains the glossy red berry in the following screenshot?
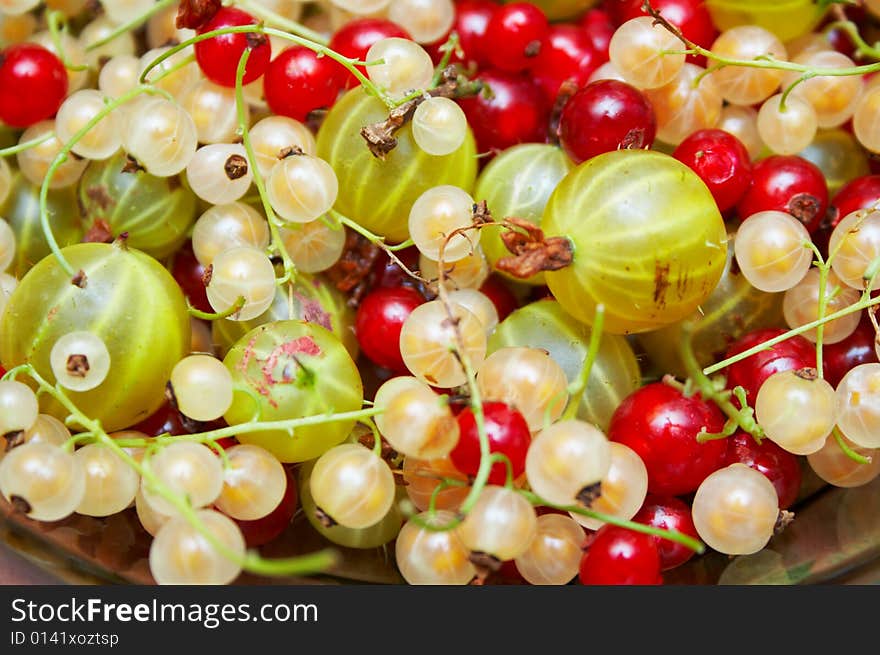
[356,286,424,373]
[608,382,727,496]
[822,316,880,388]
[132,401,229,437]
[830,174,880,228]
[233,467,298,547]
[579,9,614,62]
[479,275,519,322]
[194,7,271,87]
[673,129,753,212]
[557,79,656,164]
[371,246,421,290]
[429,0,498,68]
[170,241,211,314]
[264,46,343,122]
[633,494,699,571]
[529,24,600,103]
[485,2,550,73]
[723,328,816,405]
[458,69,549,155]
[450,401,531,485]
[0,43,68,128]
[579,525,663,585]
[725,431,802,510]
[328,18,411,89]
[737,155,829,233]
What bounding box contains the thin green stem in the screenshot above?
[562,304,605,421]
[517,489,705,554]
[85,0,177,53]
[332,211,425,283]
[47,10,89,72]
[824,20,880,60]
[39,85,159,278]
[237,0,330,45]
[233,48,297,286]
[187,296,246,320]
[17,364,338,578]
[705,293,880,375]
[140,24,396,108]
[430,31,460,87]
[833,427,873,465]
[0,132,53,157]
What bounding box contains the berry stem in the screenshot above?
[233,48,297,286]
[140,24,397,108]
[832,427,873,465]
[679,326,765,443]
[84,0,178,53]
[330,210,426,283]
[46,10,90,72]
[9,364,339,579]
[562,304,605,421]
[0,132,53,157]
[824,20,880,61]
[646,1,880,78]
[236,0,330,46]
[39,84,171,279]
[704,292,880,375]
[516,489,705,554]
[186,295,246,320]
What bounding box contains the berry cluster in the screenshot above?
[1,0,880,588]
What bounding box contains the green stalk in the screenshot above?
[562,305,605,421]
[84,0,177,52]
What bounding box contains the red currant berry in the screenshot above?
[673,129,753,212]
[328,18,411,89]
[264,46,343,122]
[458,69,550,155]
[194,7,271,87]
[737,155,829,233]
[579,9,614,62]
[355,286,424,373]
[579,525,663,585]
[632,494,699,571]
[822,316,880,388]
[613,0,717,66]
[608,382,727,496]
[485,2,550,73]
[723,328,816,405]
[371,245,421,290]
[170,241,211,314]
[529,24,600,103]
[450,401,531,485]
[830,174,880,228]
[0,43,68,128]
[725,431,802,509]
[428,1,498,68]
[132,401,229,437]
[232,467,298,547]
[557,79,656,164]
[479,275,519,322]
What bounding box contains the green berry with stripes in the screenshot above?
[0,242,190,431]
[316,88,478,244]
[212,272,358,361]
[0,173,83,279]
[541,149,729,335]
[488,300,641,431]
[705,0,826,42]
[78,152,198,259]
[637,239,785,380]
[222,320,364,463]
[476,143,573,286]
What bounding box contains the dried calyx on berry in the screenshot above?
[176,0,222,30]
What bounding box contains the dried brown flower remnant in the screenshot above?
[495,217,574,279]
[360,67,483,159]
[83,219,114,244]
[324,229,381,306]
[66,354,90,378]
[176,0,221,30]
[224,154,249,180]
